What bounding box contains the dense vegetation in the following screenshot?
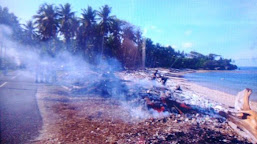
[0,3,237,70]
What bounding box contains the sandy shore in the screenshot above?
[161,69,257,111]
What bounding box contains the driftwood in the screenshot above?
[235,88,252,111]
[219,111,257,143]
[219,88,257,143]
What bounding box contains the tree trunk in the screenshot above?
[100,35,104,59]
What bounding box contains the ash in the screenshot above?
[42,68,252,143]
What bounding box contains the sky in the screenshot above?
[1,0,257,66]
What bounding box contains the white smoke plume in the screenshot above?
[0,24,172,122]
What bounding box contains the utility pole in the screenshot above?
[0,42,3,68]
[142,38,146,69]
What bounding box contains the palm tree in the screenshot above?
[0,6,9,24]
[23,20,37,44]
[58,3,77,44]
[107,18,122,57]
[33,3,59,41]
[208,53,220,60]
[134,29,143,67]
[81,6,96,28]
[0,6,22,40]
[77,6,97,58]
[97,5,115,57]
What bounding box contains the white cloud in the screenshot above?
[171,45,177,49]
[150,25,156,29]
[150,25,162,33]
[182,42,193,48]
[185,30,192,36]
[143,27,148,36]
[142,25,162,36]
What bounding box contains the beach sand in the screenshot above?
[167,70,257,111]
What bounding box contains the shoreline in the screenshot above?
[171,69,257,111]
[183,69,257,101]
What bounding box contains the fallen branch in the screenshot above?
[219,111,257,143]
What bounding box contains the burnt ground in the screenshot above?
[33,85,251,144]
[0,71,42,144]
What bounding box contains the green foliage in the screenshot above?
[145,39,237,70]
[33,3,59,41]
[145,38,176,68]
[0,6,23,41]
[58,3,78,45]
[77,6,98,58]
[0,4,237,70]
[22,20,38,46]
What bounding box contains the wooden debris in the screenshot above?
[175,85,182,91]
[151,70,168,85]
[221,88,257,143]
[219,111,257,143]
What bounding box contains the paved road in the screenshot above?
[0,71,42,144]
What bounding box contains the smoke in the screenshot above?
[0,25,40,70]
[0,24,167,122]
[0,24,13,40]
[0,24,119,80]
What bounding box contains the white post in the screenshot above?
[142,38,146,69]
[0,43,2,68]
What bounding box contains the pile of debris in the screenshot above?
[36,86,251,143]
[61,68,225,118]
[62,71,128,99]
[57,68,255,143]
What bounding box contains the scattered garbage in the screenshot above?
[52,68,253,143]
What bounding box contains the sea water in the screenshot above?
[184,67,257,101]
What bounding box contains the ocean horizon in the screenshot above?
[184,67,257,101]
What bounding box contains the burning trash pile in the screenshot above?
[118,69,223,117]
[39,67,253,143]
[69,71,128,98]
[61,68,202,118]
[59,67,236,122]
